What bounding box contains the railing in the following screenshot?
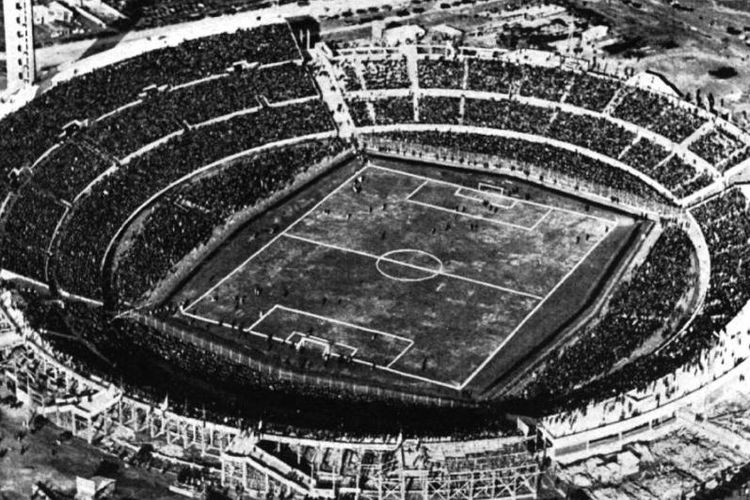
[135,314,468,409]
[363,136,679,218]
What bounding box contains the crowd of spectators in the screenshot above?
[620,138,668,172]
[339,59,364,91]
[31,141,113,202]
[538,190,750,411]
[114,138,346,304]
[688,128,744,169]
[419,96,462,125]
[524,227,694,398]
[653,156,712,197]
[373,97,415,125]
[0,24,301,200]
[464,98,553,136]
[724,147,750,172]
[0,187,66,282]
[361,58,411,90]
[371,131,667,203]
[515,64,572,102]
[354,57,625,116]
[673,171,714,199]
[563,74,621,111]
[418,59,465,89]
[547,112,635,159]
[467,59,525,94]
[53,100,334,300]
[619,139,709,196]
[335,56,738,201]
[611,88,706,143]
[9,285,520,439]
[346,99,374,127]
[88,62,318,158]
[2,187,65,253]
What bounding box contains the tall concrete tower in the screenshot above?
[3,0,36,91]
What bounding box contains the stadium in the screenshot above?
[2,14,750,500]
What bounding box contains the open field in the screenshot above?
[181,161,636,390]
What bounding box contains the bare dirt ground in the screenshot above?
[0,405,182,500]
[573,0,750,126]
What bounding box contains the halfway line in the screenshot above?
[283,232,543,300]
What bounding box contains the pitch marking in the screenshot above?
[283,232,544,300]
[458,231,609,389]
[183,165,371,312]
[183,161,614,390]
[370,162,614,224]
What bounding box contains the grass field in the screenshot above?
[181,161,631,390]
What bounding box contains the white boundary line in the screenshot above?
[287,332,360,358]
[253,305,455,387]
[283,232,544,300]
[386,343,414,368]
[454,186,517,209]
[457,232,610,389]
[375,248,443,282]
[406,179,429,199]
[528,209,552,232]
[369,162,615,224]
[183,165,371,312]
[182,162,612,390]
[406,198,536,232]
[273,304,414,343]
[477,182,506,196]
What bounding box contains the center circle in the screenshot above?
[375,249,444,282]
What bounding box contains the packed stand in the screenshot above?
[543,190,750,411]
[346,99,374,127]
[417,59,465,89]
[371,131,667,203]
[338,59,364,91]
[673,171,714,198]
[418,96,462,125]
[53,100,334,300]
[524,227,694,398]
[31,141,113,202]
[0,187,66,281]
[87,62,318,158]
[114,139,346,304]
[688,128,744,169]
[547,112,635,159]
[563,73,621,111]
[373,97,415,125]
[9,285,520,439]
[620,140,708,196]
[467,59,524,94]
[611,87,705,143]
[653,156,711,197]
[722,146,750,173]
[0,24,301,199]
[516,64,573,102]
[361,58,411,90]
[619,138,669,172]
[464,98,553,136]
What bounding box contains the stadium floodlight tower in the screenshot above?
[3,0,36,91]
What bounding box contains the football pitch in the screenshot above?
[182,163,619,389]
